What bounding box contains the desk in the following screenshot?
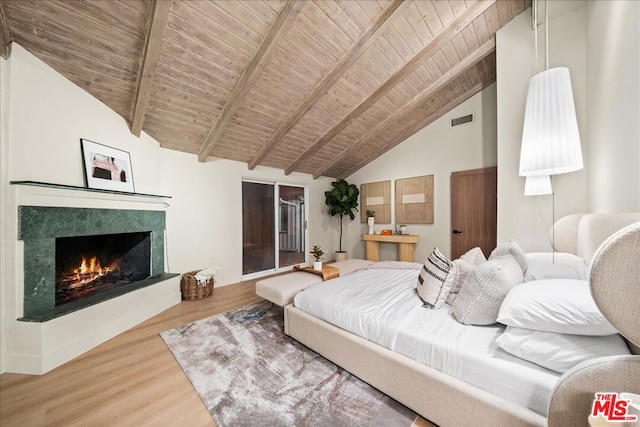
[362,234,419,262]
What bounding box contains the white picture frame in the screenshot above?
[80,138,135,193]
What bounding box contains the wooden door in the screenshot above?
[450,167,497,259]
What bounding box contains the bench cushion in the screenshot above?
[256,273,322,307]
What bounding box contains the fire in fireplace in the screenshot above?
[55,232,152,306]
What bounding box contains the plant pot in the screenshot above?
[335,251,347,262]
[313,261,323,271]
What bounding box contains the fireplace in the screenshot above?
[55,232,152,306]
[18,206,176,322]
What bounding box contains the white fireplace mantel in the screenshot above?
[3,184,181,375]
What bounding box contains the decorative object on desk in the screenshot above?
[80,138,134,193]
[325,179,359,262]
[395,175,434,224]
[366,210,375,234]
[310,245,324,271]
[399,225,408,235]
[381,229,393,235]
[160,302,417,427]
[181,269,214,300]
[360,180,391,224]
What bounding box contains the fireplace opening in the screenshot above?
[55,232,152,306]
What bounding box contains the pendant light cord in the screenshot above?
[547,0,554,263]
[545,0,549,71]
[533,0,538,72]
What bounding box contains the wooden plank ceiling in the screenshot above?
[0,0,528,178]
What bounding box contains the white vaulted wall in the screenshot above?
[586,0,640,212]
[496,1,588,252]
[344,85,498,262]
[496,0,640,250]
[0,44,334,374]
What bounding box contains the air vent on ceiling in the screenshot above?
[451,114,474,127]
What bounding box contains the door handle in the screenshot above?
[452,229,463,234]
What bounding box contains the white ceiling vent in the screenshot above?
[451,114,474,127]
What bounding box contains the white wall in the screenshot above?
[159,150,335,284]
[496,0,640,252]
[0,38,11,377]
[496,2,588,252]
[0,44,334,374]
[344,85,497,262]
[586,0,640,212]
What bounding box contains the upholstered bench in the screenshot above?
[256,259,374,307]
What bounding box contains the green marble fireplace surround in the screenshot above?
[18,206,177,322]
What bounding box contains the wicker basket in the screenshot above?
[181,270,214,301]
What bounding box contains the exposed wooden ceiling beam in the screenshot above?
[130,0,171,137]
[0,1,12,59]
[197,0,303,162]
[338,79,494,180]
[284,0,496,176]
[314,38,496,179]
[247,0,408,170]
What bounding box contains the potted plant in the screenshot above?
[324,179,359,262]
[310,245,324,271]
[366,210,376,234]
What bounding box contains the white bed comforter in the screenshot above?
[293,267,560,415]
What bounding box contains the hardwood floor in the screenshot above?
[0,279,435,427]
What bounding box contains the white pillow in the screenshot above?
[490,240,527,274]
[461,247,486,266]
[496,326,631,374]
[445,258,475,305]
[524,252,588,282]
[416,247,455,309]
[446,247,486,305]
[452,256,523,325]
[497,279,618,336]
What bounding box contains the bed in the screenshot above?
[284,213,640,426]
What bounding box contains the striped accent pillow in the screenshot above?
[416,247,455,309]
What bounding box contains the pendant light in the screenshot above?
[519,0,583,184]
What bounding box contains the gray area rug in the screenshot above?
[160,301,417,427]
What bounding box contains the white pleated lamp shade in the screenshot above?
[519,67,583,177]
[524,175,553,196]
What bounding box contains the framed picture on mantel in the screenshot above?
[80,138,135,193]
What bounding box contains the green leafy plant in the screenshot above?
[310,245,324,262]
[366,210,376,218]
[324,179,359,252]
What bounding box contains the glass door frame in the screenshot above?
[242,179,308,281]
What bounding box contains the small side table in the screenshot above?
[361,234,419,262]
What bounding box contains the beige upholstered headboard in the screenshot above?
[547,220,640,426]
[551,213,640,262]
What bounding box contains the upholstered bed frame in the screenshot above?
[284,213,640,426]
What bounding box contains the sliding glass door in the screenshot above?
[242,181,275,275]
[242,181,306,276]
